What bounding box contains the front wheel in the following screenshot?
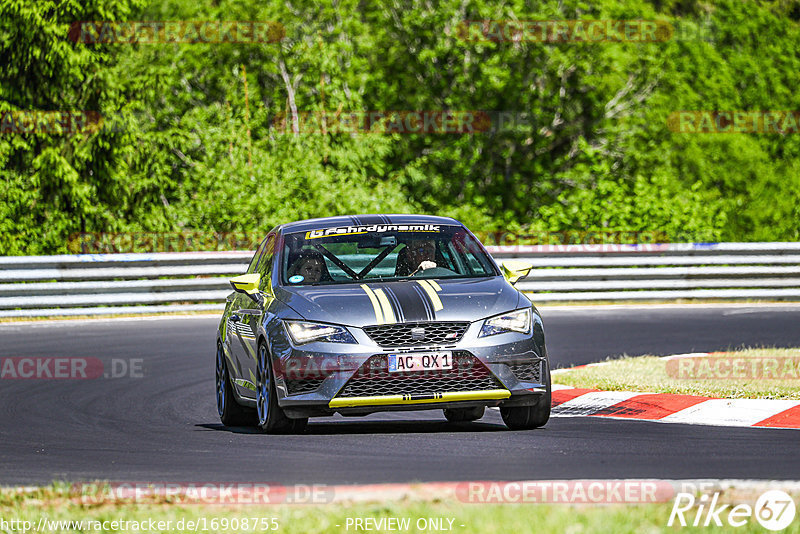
[443,406,485,422]
[216,343,255,426]
[256,342,308,434]
[500,360,551,430]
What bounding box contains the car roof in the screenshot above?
[278,214,462,234]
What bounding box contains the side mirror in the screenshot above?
[501,260,532,285]
[230,273,262,304]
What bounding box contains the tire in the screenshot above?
[443,406,485,422]
[216,343,256,426]
[500,360,551,430]
[256,341,308,434]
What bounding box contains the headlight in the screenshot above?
[284,321,357,345]
[479,308,531,337]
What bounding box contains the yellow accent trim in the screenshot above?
[428,280,441,291]
[360,284,384,325]
[501,260,533,285]
[374,288,396,324]
[329,389,511,408]
[230,273,261,295]
[306,230,368,239]
[417,280,443,311]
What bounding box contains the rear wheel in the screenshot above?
[216,343,255,426]
[501,361,551,430]
[443,406,485,422]
[256,342,308,434]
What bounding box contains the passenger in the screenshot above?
[288,250,327,283]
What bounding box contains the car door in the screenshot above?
[227,235,271,397]
[230,233,275,397]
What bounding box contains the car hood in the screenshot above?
[274,277,521,326]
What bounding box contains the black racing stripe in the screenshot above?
[382,284,405,323]
[350,215,362,225]
[386,283,428,323]
[380,214,391,224]
[412,284,435,321]
[356,214,385,225]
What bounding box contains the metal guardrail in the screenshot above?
[501,243,800,301]
[1,243,800,317]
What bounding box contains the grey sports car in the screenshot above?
[216,214,550,433]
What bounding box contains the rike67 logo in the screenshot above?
[669,490,796,531]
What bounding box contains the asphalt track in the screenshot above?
[2,304,800,485]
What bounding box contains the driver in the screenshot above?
[406,239,437,275]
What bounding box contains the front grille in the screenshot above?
[285,377,326,395]
[363,322,469,347]
[336,352,504,398]
[507,360,542,383]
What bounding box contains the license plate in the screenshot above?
[388,351,453,373]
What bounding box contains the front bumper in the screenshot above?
[270,320,548,418]
[329,389,512,409]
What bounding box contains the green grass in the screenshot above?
[553,348,800,399]
[2,484,799,534]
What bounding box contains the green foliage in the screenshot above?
[1,0,799,254]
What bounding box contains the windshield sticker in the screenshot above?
[289,275,304,284]
[305,224,441,240]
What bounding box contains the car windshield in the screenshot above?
[280,224,498,286]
